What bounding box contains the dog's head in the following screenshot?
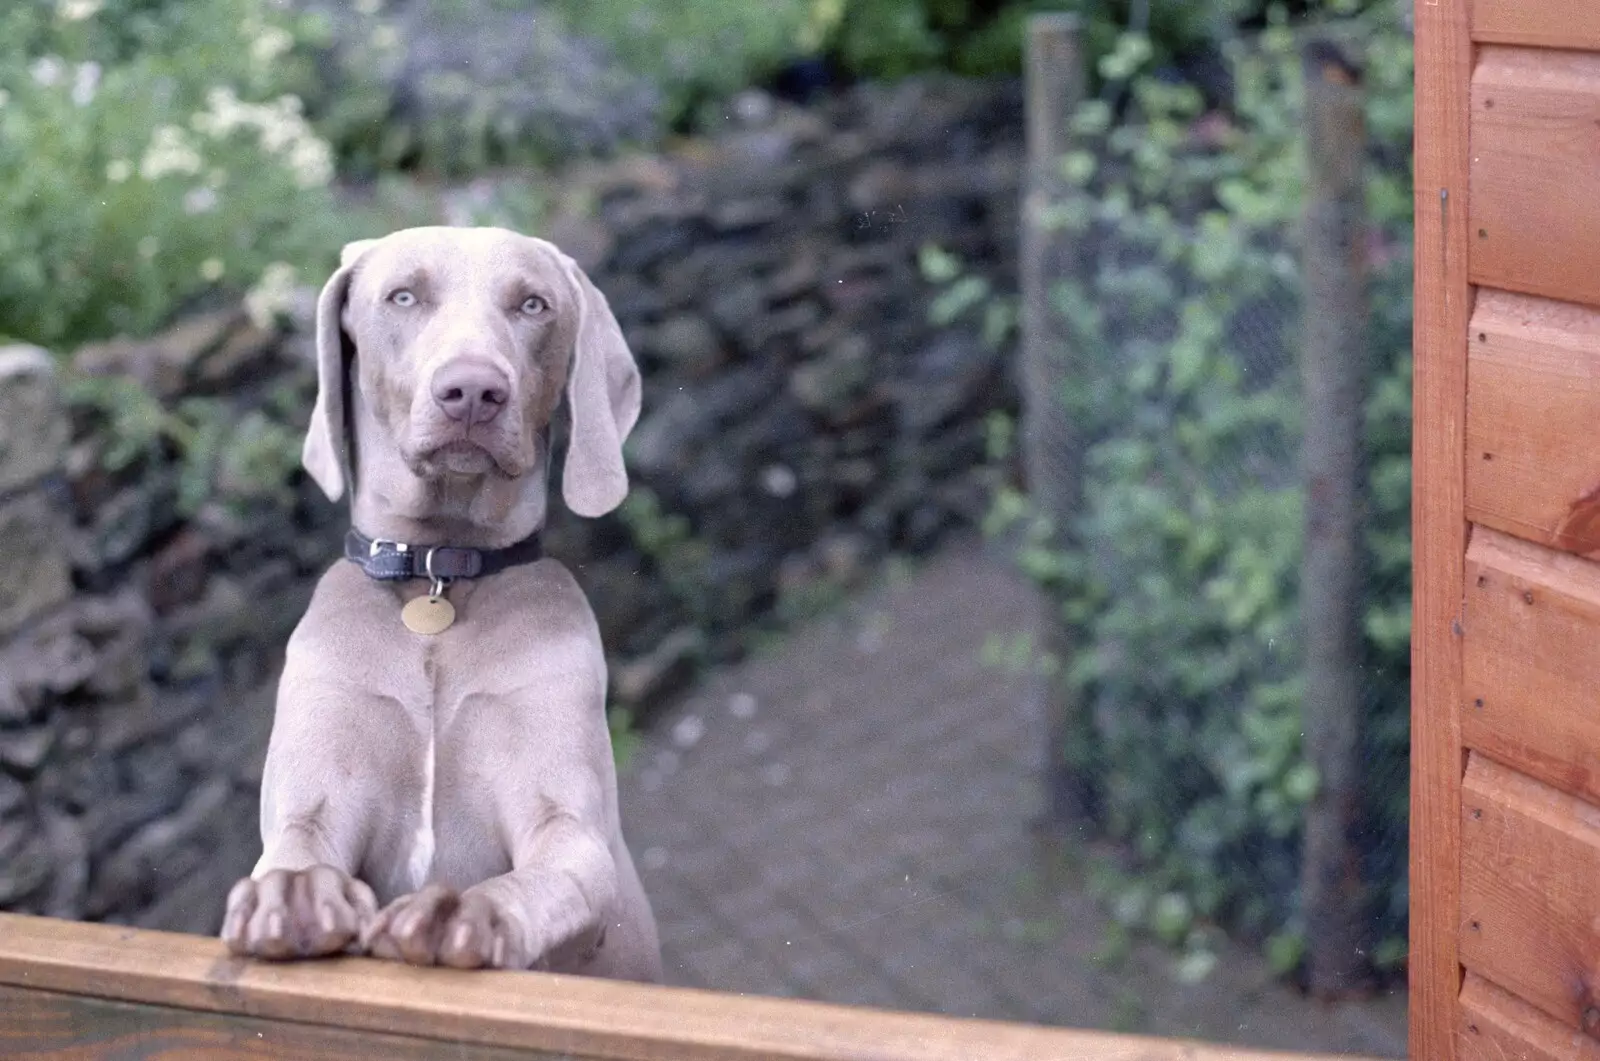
[302,226,641,521]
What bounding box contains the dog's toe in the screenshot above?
[221,877,259,956]
[440,919,486,969]
[224,866,368,960]
[298,865,365,953]
[438,892,507,969]
[367,884,459,966]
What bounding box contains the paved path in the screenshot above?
[616,537,1408,1057]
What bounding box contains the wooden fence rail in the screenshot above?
[0,914,1374,1061]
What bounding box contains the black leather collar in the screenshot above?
[344,527,544,584]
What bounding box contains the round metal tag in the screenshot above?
[401,595,456,635]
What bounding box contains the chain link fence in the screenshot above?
[1016,6,1414,994]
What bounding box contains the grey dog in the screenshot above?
[220,227,662,982]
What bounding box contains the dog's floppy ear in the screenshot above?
[302,239,376,501]
[559,258,641,518]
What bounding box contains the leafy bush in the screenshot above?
[65,370,312,517]
[988,3,1414,977]
[798,0,1395,82]
[298,0,664,177]
[0,0,363,348]
[547,0,810,132]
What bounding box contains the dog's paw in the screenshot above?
[362,884,530,970]
[221,865,377,960]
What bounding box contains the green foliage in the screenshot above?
[298,0,662,178]
[997,5,1414,977]
[550,0,812,129]
[919,244,1019,349]
[536,0,1400,130]
[0,0,364,348]
[64,371,310,518]
[803,0,1394,82]
[617,486,718,625]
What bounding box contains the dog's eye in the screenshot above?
[519,295,548,316]
[389,289,418,308]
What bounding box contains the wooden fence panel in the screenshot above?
[1463,528,1600,804]
[1459,755,1600,1036]
[1470,47,1600,308]
[1466,290,1600,557]
[1472,5,1600,51]
[1458,973,1600,1061]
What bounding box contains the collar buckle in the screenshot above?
[370,538,409,558]
[424,547,449,598]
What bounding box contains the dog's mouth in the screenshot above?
[408,439,513,479]
[437,441,495,475]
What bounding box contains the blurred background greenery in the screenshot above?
[0,0,1395,350]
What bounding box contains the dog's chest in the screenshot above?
[370,602,545,899]
[325,562,599,902]
[370,703,516,899]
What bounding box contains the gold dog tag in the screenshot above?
[401,595,455,635]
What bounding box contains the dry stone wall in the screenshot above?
[0,75,1023,933]
[545,76,1025,699]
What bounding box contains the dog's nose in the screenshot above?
[431,362,510,425]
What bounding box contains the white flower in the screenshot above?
[140,125,204,180]
[57,0,102,22]
[245,262,298,329]
[182,186,218,215]
[105,159,132,183]
[30,56,65,87]
[192,86,244,138]
[71,61,100,107]
[138,236,161,259]
[190,87,333,187]
[0,90,11,109]
[200,258,225,282]
[286,137,333,188]
[355,0,382,15]
[250,27,294,68]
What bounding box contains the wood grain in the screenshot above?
[0,914,1365,1061]
[0,984,564,1061]
[1470,47,1600,309]
[1460,753,1600,1036]
[1412,2,1474,1059]
[1466,290,1600,557]
[1463,527,1600,803]
[1473,3,1600,52]
[1458,972,1600,1061]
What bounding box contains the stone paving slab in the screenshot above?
[615,537,1409,1057]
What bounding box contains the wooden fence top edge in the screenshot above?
[0,913,1376,1061]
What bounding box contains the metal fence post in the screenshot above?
[1020,14,1096,827]
[1298,34,1371,997]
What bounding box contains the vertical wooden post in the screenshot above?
[1297,35,1371,998]
[1020,15,1095,826]
[1410,0,1472,1057]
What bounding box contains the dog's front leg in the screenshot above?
[221,777,378,960]
[362,807,616,971]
